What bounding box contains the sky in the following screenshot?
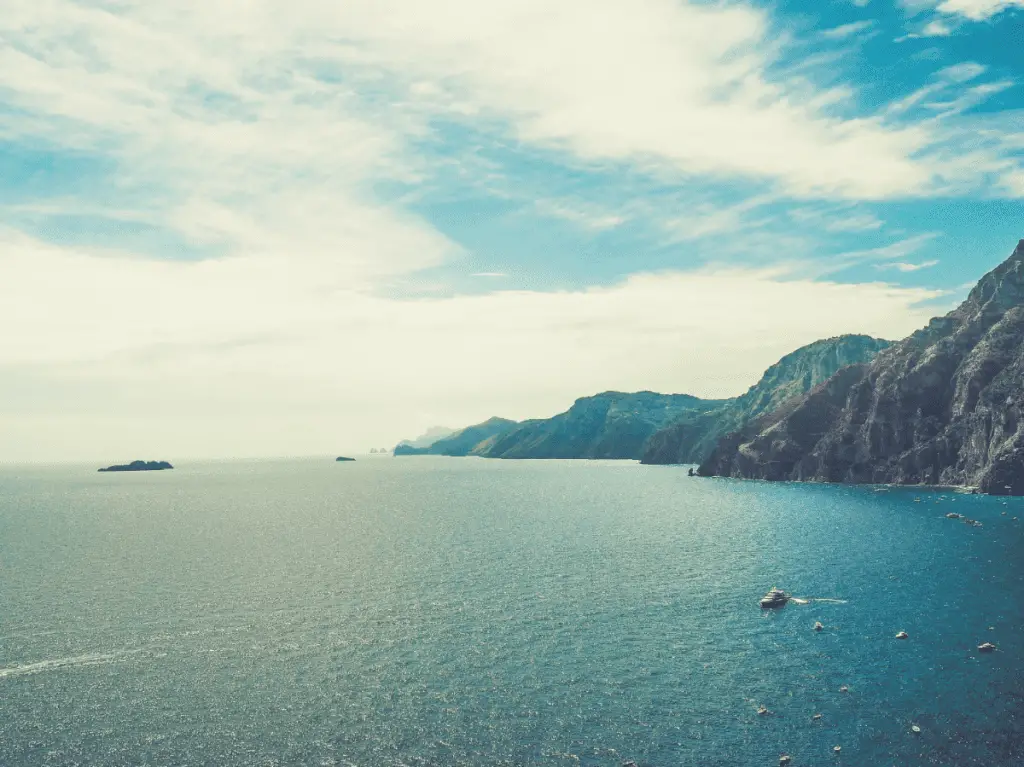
[1,0,1022,462]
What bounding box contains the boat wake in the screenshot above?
[0,652,125,679]
[791,597,848,605]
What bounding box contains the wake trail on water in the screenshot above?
[791,597,848,605]
[0,651,131,679]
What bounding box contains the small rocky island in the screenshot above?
[98,460,173,472]
[335,456,356,462]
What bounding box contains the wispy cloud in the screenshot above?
[811,233,942,276]
[821,20,876,40]
[787,206,885,233]
[532,199,627,232]
[876,259,940,271]
[922,19,955,35]
[934,0,1024,20]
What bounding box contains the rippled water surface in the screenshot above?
[1,457,1022,766]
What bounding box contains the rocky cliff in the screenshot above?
[641,335,890,465]
[700,239,1024,495]
[480,391,726,460]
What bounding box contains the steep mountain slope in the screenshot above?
[642,335,890,465]
[701,239,1024,495]
[395,417,519,456]
[479,391,726,460]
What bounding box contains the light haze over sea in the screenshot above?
[2,457,1021,766]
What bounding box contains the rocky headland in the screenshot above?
[700,239,1024,495]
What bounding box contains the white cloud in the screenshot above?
[821,21,876,40]
[935,0,1024,19]
[1001,170,1024,196]
[885,61,1015,128]
[876,259,940,271]
[787,206,885,233]
[0,234,947,462]
[826,213,886,232]
[922,19,955,35]
[532,199,627,232]
[1,0,1014,207]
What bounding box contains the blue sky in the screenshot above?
[0,0,1021,460]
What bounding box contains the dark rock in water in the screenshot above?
[642,335,889,465]
[335,456,356,462]
[98,460,173,472]
[700,239,1024,496]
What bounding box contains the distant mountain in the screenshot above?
[700,239,1024,495]
[641,335,890,465]
[478,391,726,460]
[394,425,457,454]
[395,417,519,456]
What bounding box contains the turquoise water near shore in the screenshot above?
[1,457,1022,766]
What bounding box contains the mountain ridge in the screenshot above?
[481,391,726,460]
[641,334,890,465]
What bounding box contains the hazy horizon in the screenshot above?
[3,0,1023,462]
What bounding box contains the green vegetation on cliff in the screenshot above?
[481,391,724,459]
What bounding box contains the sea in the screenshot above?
[1,457,1022,766]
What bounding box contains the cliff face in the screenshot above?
[480,391,725,460]
[701,240,1024,495]
[641,335,890,465]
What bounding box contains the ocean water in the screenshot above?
[1,457,1022,766]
